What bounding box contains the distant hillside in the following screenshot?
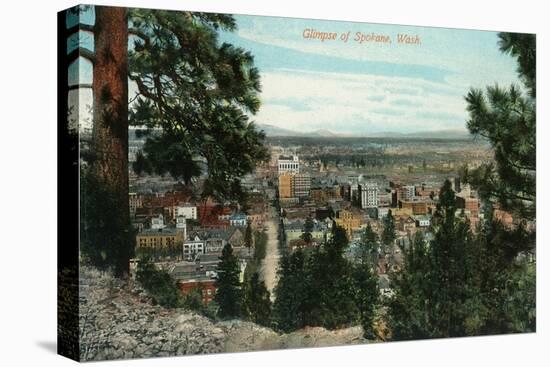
[257,124,472,140]
[256,124,303,137]
[371,129,472,139]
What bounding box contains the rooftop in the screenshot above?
[138,227,179,236]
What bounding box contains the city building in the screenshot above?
[278,172,311,199]
[175,215,187,241]
[293,173,311,197]
[183,238,205,259]
[229,213,248,227]
[455,195,480,216]
[284,219,328,243]
[360,182,379,209]
[129,192,142,219]
[390,207,414,218]
[178,279,217,306]
[136,227,184,249]
[171,261,218,306]
[397,185,416,202]
[414,215,431,227]
[335,209,363,239]
[278,155,300,175]
[131,217,147,233]
[187,227,244,252]
[151,214,166,229]
[175,203,197,220]
[278,173,293,198]
[399,199,429,215]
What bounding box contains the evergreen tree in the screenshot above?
[351,262,379,339]
[357,221,379,271]
[461,32,535,223]
[387,231,433,340]
[253,230,267,262]
[304,226,360,329]
[387,34,536,340]
[465,215,536,335]
[128,9,269,203]
[242,272,272,326]
[80,6,133,277]
[214,244,241,319]
[301,216,314,243]
[80,8,268,276]
[387,180,536,340]
[272,249,308,332]
[381,210,396,253]
[244,220,253,255]
[460,31,536,332]
[136,258,182,308]
[427,180,471,337]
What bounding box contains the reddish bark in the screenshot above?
[91,6,130,275]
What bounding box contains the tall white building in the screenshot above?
[176,204,197,220]
[278,155,300,175]
[361,182,379,209]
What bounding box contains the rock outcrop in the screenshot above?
[79,267,370,361]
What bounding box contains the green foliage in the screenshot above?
[135,244,181,261]
[136,258,182,308]
[301,216,314,243]
[429,181,472,337]
[273,225,379,337]
[381,210,396,252]
[303,228,360,330]
[498,32,536,97]
[181,285,205,312]
[253,230,268,262]
[242,272,272,326]
[357,222,380,270]
[351,263,379,339]
[462,32,535,222]
[387,181,536,340]
[387,231,433,340]
[214,244,242,319]
[80,168,135,276]
[127,9,269,203]
[272,249,308,332]
[244,221,253,253]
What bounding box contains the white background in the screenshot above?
[0,0,547,365]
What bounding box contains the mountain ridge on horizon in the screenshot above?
[257,123,472,139]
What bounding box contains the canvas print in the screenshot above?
[57,4,536,362]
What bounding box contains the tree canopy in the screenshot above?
[214,244,242,319]
[462,32,535,222]
[127,9,269,203]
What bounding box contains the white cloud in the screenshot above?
[254,69,470,134]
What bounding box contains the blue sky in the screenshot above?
[69,7,521,135]
[220,14,520,134]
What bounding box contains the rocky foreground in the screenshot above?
[79,267,370,361]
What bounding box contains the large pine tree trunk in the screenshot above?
[91,6,130,276]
